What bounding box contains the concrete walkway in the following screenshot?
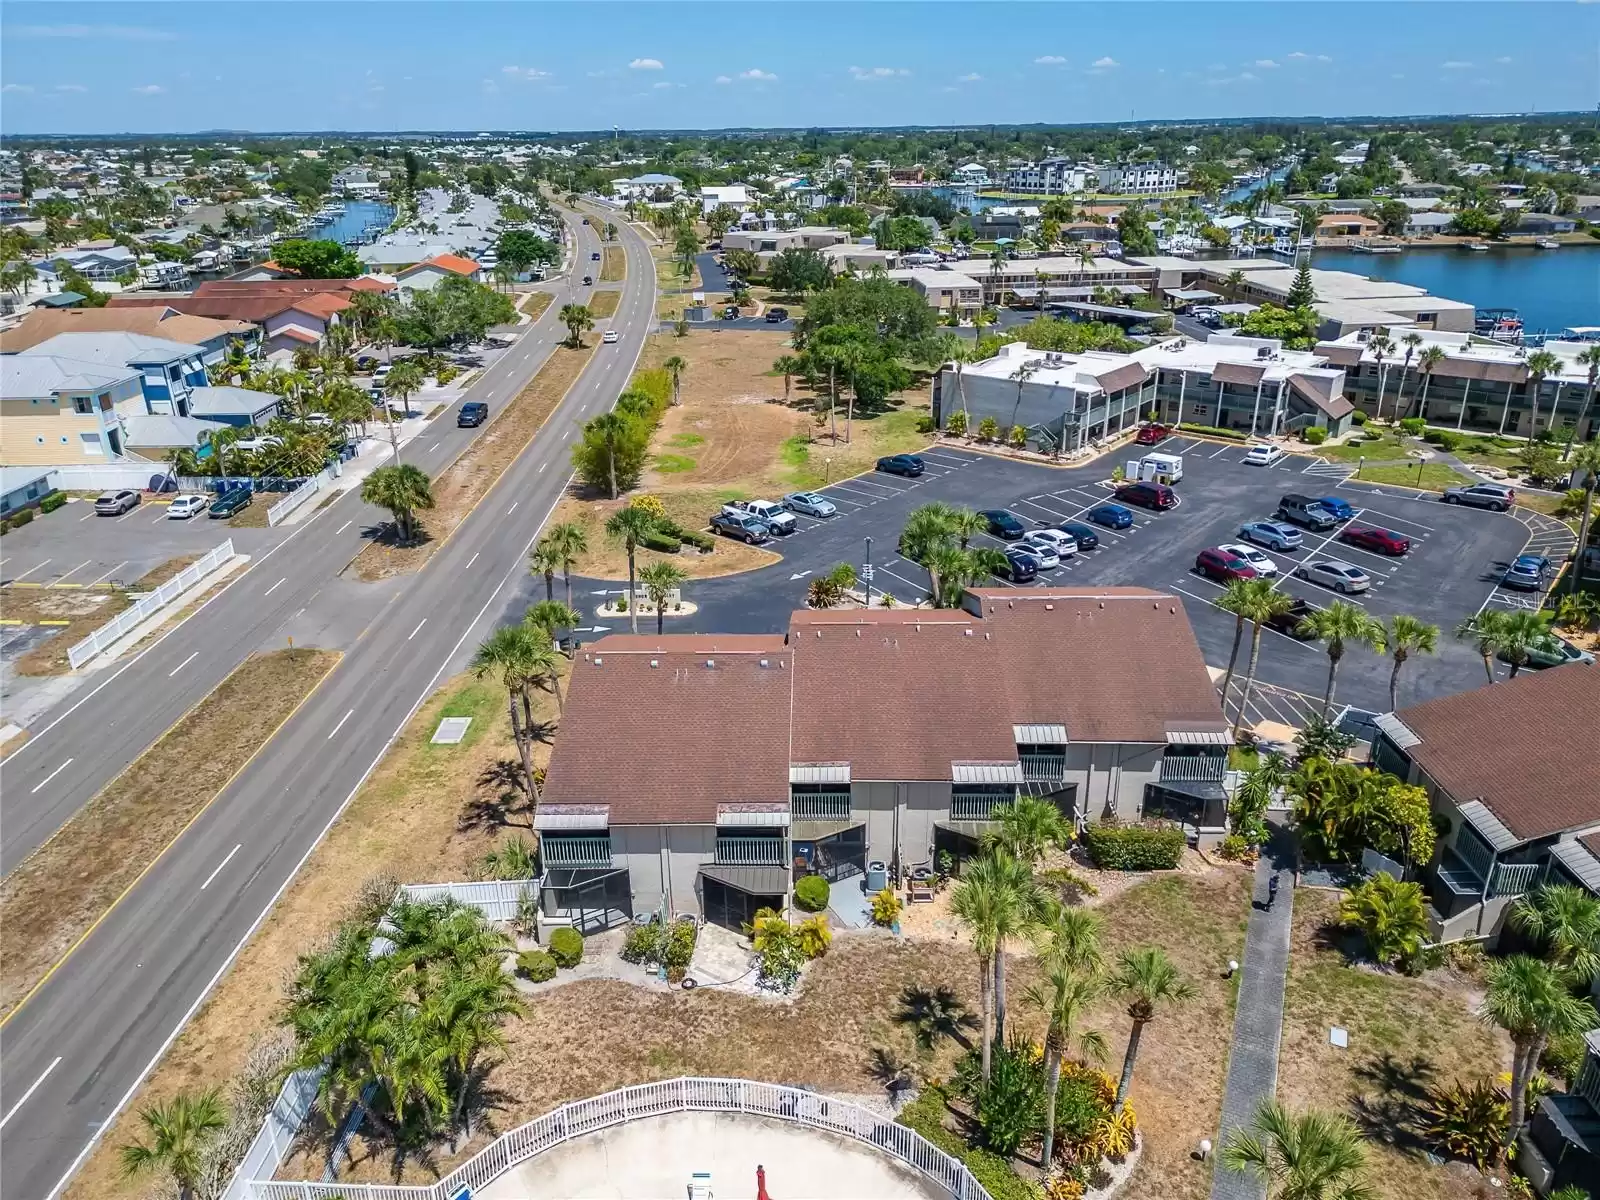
[1211,822,1297,1200]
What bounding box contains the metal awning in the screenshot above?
[790,763,850,785]
[1014,724,1067,744]
[951,761,1025,784]
[1373,713,1420,749]
[936,819,999,837]
[698,863,791,895]
[534,807,610,831]
[791,819,861,841]
[1550,839,1600,895]
[1165,729,1232,746]
[1459,799,1520,852]
[1168,288,1220,301]
[717,806,790,828]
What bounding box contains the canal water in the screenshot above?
[309,200,395,246]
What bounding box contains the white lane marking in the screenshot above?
[538,461,547,473]
[466,552,479,569]
[85,561,128,586]
[11,558,51,581]
[198,844,242,891]
[263,577,287,597]
[1353,507,1437,533]
[506,501,519,516]
[29,758,74,794]
[327,708,354,740]
[428,441,441,453]
[52,560,93,583]
[0,1057,62,1129]
[168,651,199,678]
[335,520,353,536]
[408,618,427,640]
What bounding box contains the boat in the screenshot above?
[1535,239,1561,250]
[1465,242,1490,252]
[1351,243,1402,255]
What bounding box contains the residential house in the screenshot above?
[0,466,59,516]
[0,351,140,464]
[951,162,991,188]
[33,243,137,282]
[1316,213,1383,239]
[610,173,683,201]
[19,332,208,417]
[396,253,483,292]
[536,592,1230,932]
[884,267,984,322]
[108,278,391,356]
[1403,211,1455,238]
[1371,666,1600,947]
[699,184,754,216]
[1512,212,1577,236]
[0,306,255,363]
[718,226,850,269]
[819,244,901,274]
[1521,1030,1600,1195]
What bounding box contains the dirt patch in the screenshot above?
[588,289,621,320]
[545,492,782,586]
[0,648,340,1020]
[224,493,289,529]
[4,583,137,675]
[62,671,553,1200]
[133,554,200,590]
[1277,888,1510,1200]
[519,292,553,323]
[348,341,596,582]
[601,245,626,283]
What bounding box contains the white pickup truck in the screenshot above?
[722,499,797,535]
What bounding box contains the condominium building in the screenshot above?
[1001,158,1089,196]
[1094,163,1181,196]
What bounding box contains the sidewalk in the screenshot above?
[1211,821,1297,1200]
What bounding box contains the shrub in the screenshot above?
[1082,821,1185,871]
[1420,1078,1507,1169]
[796,914,832,957]
[435,365,459,385]
[0,520,9,535]
[516,949,557,982]
[1541,1031,1587,1083]
[1176,422,1247,440]
[10,507,34,527]
[631,493,669,521]
[547,926,584,968]
[897,1086,1043,1200]
[794,874,830,912]
[916,414,937,434]
[1422,429,1445,445]
[1399,417,1425,436]
[1217,833,1256,862]
[870,887,902,927]
[1008,424,1027,449]
[976,415,1000,442]
[660,521,714,552]
[39,492,67,514]
[1351,409,1367,426]
[945,409,969,437]
[621,920,663,965]
[1339,875,1429,967]
[661,918,697,980]
[639,529,681,553]
[967,1043,1044,1155]
[1301,426,1327,445]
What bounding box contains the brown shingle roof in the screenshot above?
[1395,667,1600,842]
[106,278,386,326]
[0,306,253,353]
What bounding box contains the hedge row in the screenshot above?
[1082,821,1186,871]
[39,492,67,514]
[1177,423,1248,441]
[897,1088,1041,1200]
[640,529,682,553]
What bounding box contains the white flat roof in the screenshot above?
[1133,335,1331,382]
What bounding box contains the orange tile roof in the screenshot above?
[277,327,320,344]
[416,253,480,276]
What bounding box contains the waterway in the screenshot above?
[1312,244,1600,337]
[306,200,395,247]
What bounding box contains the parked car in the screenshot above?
[876,454,925,477]
[165,494,208,520]
[1442,483,1515,512]
[1026,528,1079,556]
[94,489,141,516]
[355,355,379,371]
[709,511,771,544]
[1316,496,1355,521]
[1340,526,1411,556]
[1238,520,1303,552]
[1086,503,1134,530]
[1015,535,1060,569]
[1056,521,1099,550]
[725,499,796,535]
[974,509,1025,539]
[602,330,619,344]
[1218,542,1278,577]
[1265,597,1318,639]
[1243,444,1286,466]
[1276,493,1340,531]
[1521,633,1596,669]
[1294,558,1371,593]
[783,491,836,518]
[1134,423,1171,446]
[995,548,1039,583]
[766,307,789,323]
[1195,547,1259,582]
[1114,481,1177,511]
[1502,554,1551,591]
[208,489,253,519]
[457,401,488,427]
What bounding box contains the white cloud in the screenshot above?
[1034,55,1066,65]
[131,84,165,95]
[502,66,552,81]
[1091,56,1119,69]
[1494,55,1513,64]
[1255,59,1280,69]
[737,68,777,81]
[629,57,664,70]
[1441,60,1474,69]
[849,66,911,80]
[714,75,733,84]
[55,83,88,92]
[653,80,675,89]
[956,72,982,83]
[1286,50,1333,63]
[2,83,35,93]
[11,23,175,40]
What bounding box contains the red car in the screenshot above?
[1135,423,1171,446]
[1195,547,1259,582]
[1340,526,1411,556]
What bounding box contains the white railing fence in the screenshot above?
[67,539,236,669]
[394,879,537,923]
[268,464,340,527]
[245,1078,991,1200]
[221,1068,325,1200]
[46,463,170,491]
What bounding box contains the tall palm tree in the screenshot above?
[559,302,593,347]
[984,795,1072,867]
[968,852,1042,1048]
[949,867,1002,1082]
[1454,608,1551,681]
[360,462,434,543]
[383,358,425,460]
[1024,965,1107,1168]
[1411,345,1446,421]
[949,506,988,552]
[1523,349,1562,438]
[119,1090,229,1200]
[1368,331,1394,421]
[1034,901,1104,977]
[1216,577,1268,704]
[1297,600,1386,716]
[924,543,970,609]
[1108,946,1196,1111]
[586,411,634,499]
[662,354,687,406]
[638,560,688,635]
[1232,586,1297,737]
[525,600,581,653]
[1561,345,1600,461]
[472,623,558,799]
[605,504,658,634]
[1223,269,1248,303]
[1482,954,1598,1148]
[1564,439,1600,598]
[1510,884,1600,985]
[1220,1099,1376,1200]
[528,536,562,603]
[424,962,523,1148]
[1393,332,1423,415]
[1380,614,1438,711]
[543,520,590,611]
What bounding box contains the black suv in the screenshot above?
[457,401,488,427]
[978,509,1026,539]
[876,454,925,477]
[766,307,788,323]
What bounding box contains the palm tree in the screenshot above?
[525,599,580,653]
[1220,1099,1375,1200]
[382,358,425,460]
[1393,332,1423,414]
[1297,600,1386,716]
[542,521,590,611]
[1411,345,1446,421]
[949,866,1003,1082]
[559,302,593,347]
[663,355,687,406]
[638,560,688,635]
[360,462,434,543]
[949,506,988,552]
[1223,269,1248,303]
[1524,349,1562,438]
[472,623,560,796]
[924,542,970,609]
[1482,955,1598,1148]
[962,851,1041,1050]
[1216,577,1267,704]
[984,794,1072,867]
[1562,345,1600,461]
[605,504,658,634]
[586,411,634,499]
[1108,946,1195,1111]
[528,536,563,603]
[118,1090,229,1200]
[1024,965,1106,1168]
[1510,884,1600,985]
[774,354,802,404]
[1232,586,1297,737]
[1564,440,1600,598]
[1454,608,1551,681]
[426,964,523,1148]
[1368,331,1394,421]
[1380,614,1438,711]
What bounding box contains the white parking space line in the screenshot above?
[30,758,73,794]
[168,651,200,677]
[0,1057,62,1130]
[52,560,93,583]
[822,483,883,502]
[11,558,51,581]
[79,510,96,522]
[114,505,143,523]
[149,509,168,523]
[919,450,977,466]
[1352,507,1436,533]
[1208,443,1236,460]
[874,561,930,601]
[199,844,242,891]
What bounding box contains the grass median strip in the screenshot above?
[600,244,626,282]
[0,647,340,1019]
[519,291,553,323]
[588,289,621,319]
[348,336,598,582]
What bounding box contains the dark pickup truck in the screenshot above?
[458,401,488,427]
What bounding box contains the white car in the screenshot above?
[783,491,837,518]
[1016,535,1060,570]
[1295,559,1371,594]
[601,330,619,344]
[166,494,208,520]
[1218,542,1278,577]
[1023,528,1078,557]
[1243,444,1286,467]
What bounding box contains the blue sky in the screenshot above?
[1,2,1594,135]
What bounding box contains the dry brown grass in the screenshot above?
[1277,888,1510,1200]
[588,289,621,319]
[519,292,553,323]
[133,554,199,589]
[600,245,626,282]
[223,492,289,529]
[348,340,596,581]
[63,670,551,1200]
[0,648,340,1020]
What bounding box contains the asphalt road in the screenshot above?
[0,208,658,1199]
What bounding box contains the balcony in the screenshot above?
[1021,754,1067,785]
[790,790,851,822]
[541,835,613,869]
[1159,754,1227,784]
[952,791,1013,821]
[715,836,787,867]
[1493,861,1542,899]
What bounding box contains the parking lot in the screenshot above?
[578,435,1560,721]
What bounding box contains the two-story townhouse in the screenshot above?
[1095,164,1180,196]
[884,267,985,323]
[0,353,140,464]
[536,591,1229,934]
[20,332,209,418]
[1002,159,1088,196]
[1521,1029,1600,1195]
[1371,665,1600,947]
[395,253,483,292]
[0,306,255,364]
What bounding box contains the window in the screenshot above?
[80,432,103,455]
[73,397,94,415]
[168,364,182,382]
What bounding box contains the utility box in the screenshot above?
[866,861,888,893]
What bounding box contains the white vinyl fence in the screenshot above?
[45,463,171,491]
[267,464,339,527]
[394,879,537,922]
[66,539,235,669]
[220,1068,325,1200]
[245,1078,991,1200]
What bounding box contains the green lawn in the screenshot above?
[1317,435,1408,463]
[652,453,696,474]
[1352,463,1475,490]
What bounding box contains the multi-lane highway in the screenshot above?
[0,204,658,1199]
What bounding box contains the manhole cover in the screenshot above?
[431,716,472,745]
